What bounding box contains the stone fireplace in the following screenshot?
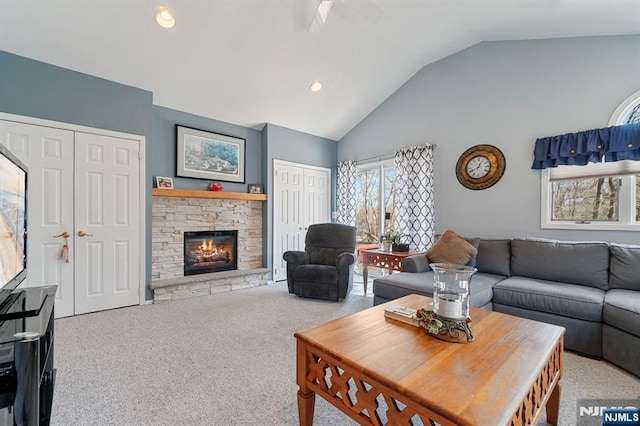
[184,230,238,275]
[150,191,268,302]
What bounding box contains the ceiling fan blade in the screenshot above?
[309,0,335,33]
[349,0,383,24]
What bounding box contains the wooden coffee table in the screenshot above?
[362,249,421,295]
[294,294,564,425]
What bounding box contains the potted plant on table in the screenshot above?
[379,230,410,252]
[379,233,393,252]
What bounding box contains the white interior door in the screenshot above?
[273,162,304,281]
[0,117,143,317]
[303,168,330,226]
[273,160,331,281]
[0,121,75,318]
[74,132,140,314]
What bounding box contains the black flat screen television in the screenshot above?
[0,143,27,311]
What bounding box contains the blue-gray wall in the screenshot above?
[0,50,156,298]
[338,35,640,244]
[152,106,263,193]
[0,51,330,300]
[0,51,153,136]
[0,50,339,299]
[263,123,338,275]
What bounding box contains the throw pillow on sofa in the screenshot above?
[426,230,478,265]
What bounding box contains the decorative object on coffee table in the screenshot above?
[455,144,506,190]
[417,304,474,343]
[417,263,477,343]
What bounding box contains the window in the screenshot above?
[541,90,640,230]
[542,161,640,229]
[354,160,396,244]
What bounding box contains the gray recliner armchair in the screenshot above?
[283,223,357,301]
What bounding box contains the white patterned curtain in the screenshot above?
[336,160,357,226]
[393,145,436,251]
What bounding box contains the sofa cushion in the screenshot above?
[493,276,605,322]
[609,243,640,291]
[604,289,640,338]
[494,303,602,358]
[426,230,478,265]
[475,239,511,276]
[372,271,502,309]
[511,238,609,290]
[466,273,502,309]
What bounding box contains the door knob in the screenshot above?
[77,230,94,237]
[53,232,70,239]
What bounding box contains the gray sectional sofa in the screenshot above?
[372,237,640,378]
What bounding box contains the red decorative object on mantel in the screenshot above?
[209,182,223,191]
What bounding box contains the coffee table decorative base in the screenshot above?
[417,307,474,343]
[298,341,447,425]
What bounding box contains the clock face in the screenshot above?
[465,155,491,178]
[455,145,506,190]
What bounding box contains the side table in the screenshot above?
[362,249,422,295]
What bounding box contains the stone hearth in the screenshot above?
[151,268,269,302]
[151,191,268,302]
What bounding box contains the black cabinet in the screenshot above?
[0,286,56,426]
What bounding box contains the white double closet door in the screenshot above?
[273,160,331,281]
[0,119,142,318]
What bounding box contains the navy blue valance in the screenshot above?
[531,122,640,170]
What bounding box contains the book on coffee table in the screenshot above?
[384,305,420,326]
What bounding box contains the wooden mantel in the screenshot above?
[152,188,267,201]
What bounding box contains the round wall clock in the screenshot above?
[455,144,506,190]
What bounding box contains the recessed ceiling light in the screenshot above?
[310,80,323,92]
[155,7,175,29]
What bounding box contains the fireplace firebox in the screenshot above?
[184,230,238,275]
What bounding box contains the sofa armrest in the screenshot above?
[401,254,432,273]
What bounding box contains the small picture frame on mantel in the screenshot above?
[248,184,263,194]
[156,176,174,189]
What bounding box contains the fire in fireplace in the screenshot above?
[184,230,238,275]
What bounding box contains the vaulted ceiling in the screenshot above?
[1,0,639,140]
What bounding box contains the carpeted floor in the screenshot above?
[50,281,640,426]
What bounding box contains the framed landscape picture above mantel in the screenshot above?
[176,125,246,183]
